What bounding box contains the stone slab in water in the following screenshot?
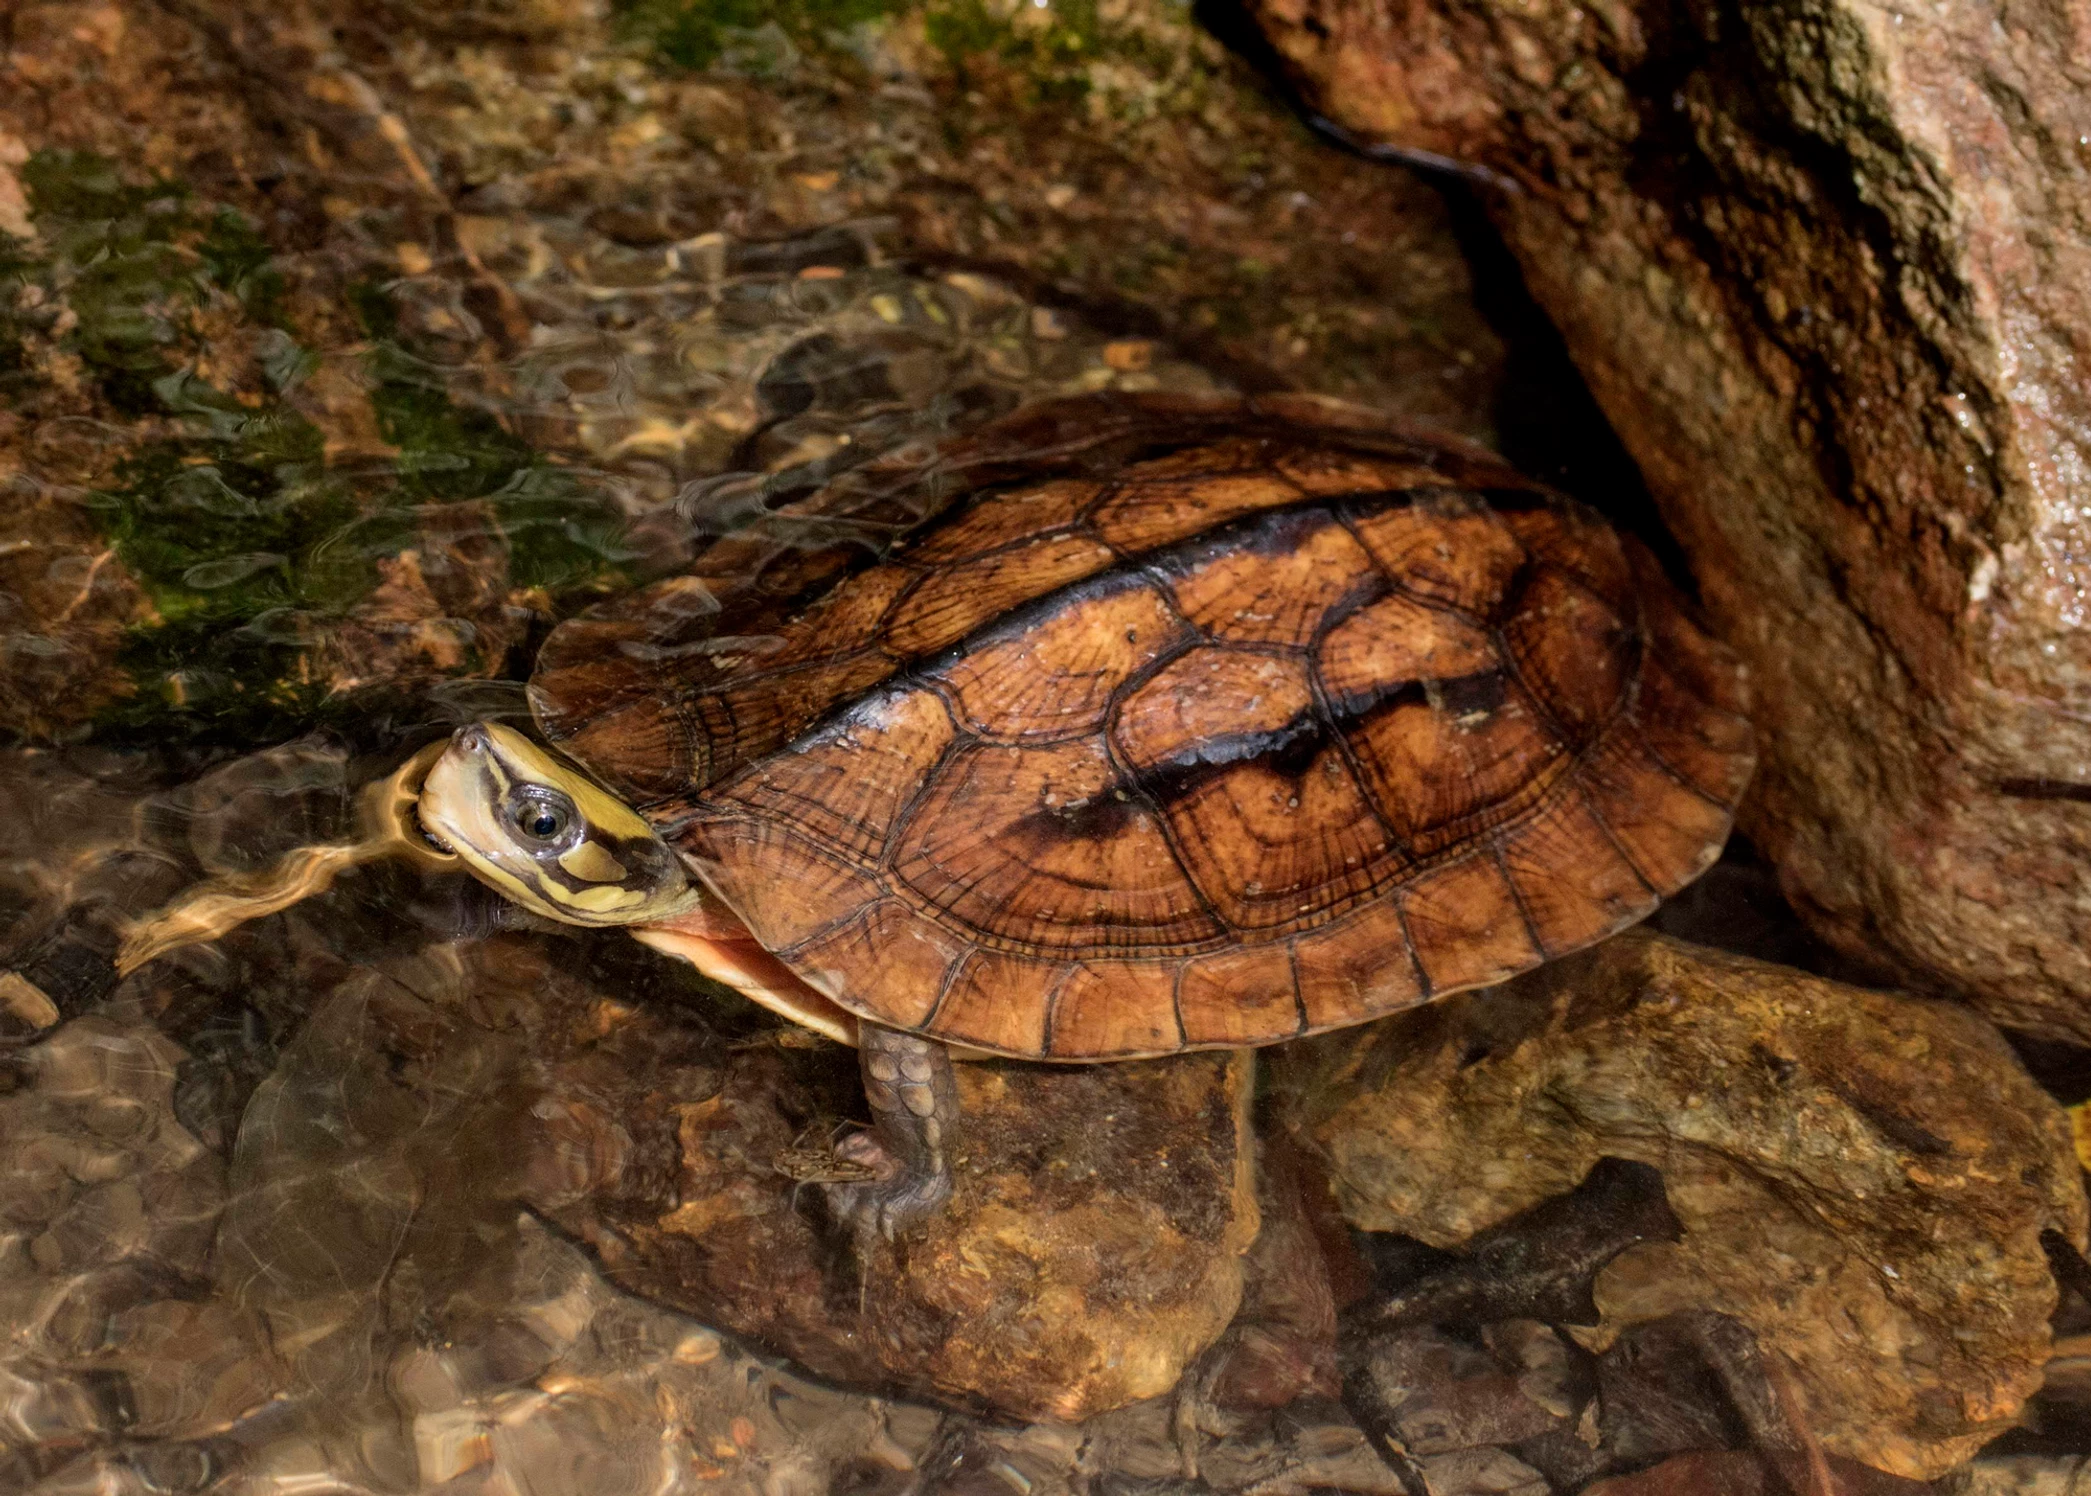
[524,962,1261,1423]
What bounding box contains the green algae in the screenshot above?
[618,0,1169,112]
[349,286,631,596]
[20,152,210,413]
[614,0,910,71]
[926,0,1106,101]
[7,151,632,742]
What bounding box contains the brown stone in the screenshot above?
[516,945,1262,1424]
[1279,930,2087,1477]
[1199,1133,1344,1414]
[0,487,150,741]
[1585,1451,1934,1496]
[1247,0,2091,1041]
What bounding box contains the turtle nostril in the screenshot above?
[453,723,493,754]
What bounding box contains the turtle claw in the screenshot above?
[821,1131,952,1240]
[818,1024,961,1244]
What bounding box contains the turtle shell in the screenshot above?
[532,394,1754,1060]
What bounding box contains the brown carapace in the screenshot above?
[530,393,1755,1063]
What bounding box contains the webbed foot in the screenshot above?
[819,1024,958,1241]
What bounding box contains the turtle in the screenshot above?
[133,393,1758,1236]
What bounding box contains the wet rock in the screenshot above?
[1350,1325,1581,1454]
[1411,1446,1552,1496]
[529,967,1262,1423]
[190,924,1257,1427]
[322,499,539,694]
[1949,1458,2091,1496]
[0,1015,263,1470]
[1359,1156,1683,1331]
[0,833,1414,1489]
[1076,1388,1408,1494]
[194,938,960,1492]
[241,1213,955,1496]
[1280,930,2087,1477]
[1591,1317,1751,1470]
[1587,1450,1934,1496]
[0,487,151,742]
[1197,1134,1346,1417]
[1246,0,2091,1043]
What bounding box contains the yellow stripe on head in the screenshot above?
[417,723,700,928]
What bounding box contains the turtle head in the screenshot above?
[418,722,700,928]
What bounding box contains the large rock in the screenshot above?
[1247,0,2091,1040]
[1279,930,2088,1477]
[471,940,1262,1424]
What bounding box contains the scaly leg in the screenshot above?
[824,1024,959,1239]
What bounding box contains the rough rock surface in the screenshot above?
[522,954,1261,1423]
[1247,0,2091,1041]
[1279,929,2088,1477]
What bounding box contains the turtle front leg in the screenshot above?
[825,1024,959,1240]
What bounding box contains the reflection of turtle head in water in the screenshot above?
[118,393,1757,1244]
[417,723,700,929]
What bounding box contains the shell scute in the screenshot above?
[1499,503,1636,609]
[931,576,1189,742]
[1112,648,1398,931]
[1341,675,1568,855]
[927,949,1059,1054]
[1316,594,1497,713]
[1111,647,1313,775]
[1399,850,1545,994]
[883,531,1118,657]
[1176,943,1301,1047]
[1344,492,1525,616]
[1270,448,1447,497]
[693,654,898,787]
[681,819,886,954]
[1157,735,1392,933]
[890,738,1223,952]
[1047,961,1182,1058]
[1291,899,1426,1029]
[1155,507,1381,647]
[708,684,952,861]
[1577,731,1736,892]
[1496,785,1657,957]
[905,477,1103,563]
[784,898,970,1028]
[1088,471,1308,553]
[749,566,917,672]
[1633,654,1757,806]
[1499,567,1636,746]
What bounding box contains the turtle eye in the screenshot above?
[509,789,576,845]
